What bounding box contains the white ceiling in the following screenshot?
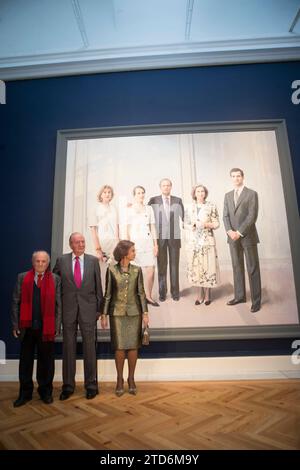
[0,0,300,80]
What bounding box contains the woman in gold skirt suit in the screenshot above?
[101,240,149,396]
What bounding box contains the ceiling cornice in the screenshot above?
[1,35,300,81]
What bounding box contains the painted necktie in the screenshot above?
[165,197,170,220]
[234,189,239,206]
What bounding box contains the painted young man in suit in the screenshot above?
[223,168,261,313]
[11,251,61,407]
[53,232,103,400]
[148,178,184,302]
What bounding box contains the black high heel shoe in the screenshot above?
[195,299,204,305]
[204,289,211,305]
[147,298,159,307]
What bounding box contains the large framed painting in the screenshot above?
[52,121,300,341]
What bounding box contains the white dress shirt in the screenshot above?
[234,185,245,205]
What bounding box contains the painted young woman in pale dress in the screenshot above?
[89,185,119,264]
[126,186,159,307]
[184,184,220,306]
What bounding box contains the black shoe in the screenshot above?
[251,305,260,313]
[59,391,73,401]
[159,296,166,302]
[86,390,98,400]
[41,395,53,405]
[172,296,180,301]
[13,397,32,408]
[204,300,211,306]
[226,298,246,306]
[195,299,204,305]
[147,299,160,307]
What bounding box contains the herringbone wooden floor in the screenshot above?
[0,380,299,450]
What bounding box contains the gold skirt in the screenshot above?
[110,315,142,351]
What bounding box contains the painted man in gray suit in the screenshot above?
[148,178,184,302]
[223,168,261,313]
[53,232,103,400]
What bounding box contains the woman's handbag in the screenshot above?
[142,325,150,346]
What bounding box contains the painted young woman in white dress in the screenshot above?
[89,185,119,264]
[127,186,159,306]
[184,184,220,306]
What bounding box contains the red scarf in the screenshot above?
[19,268,56,342]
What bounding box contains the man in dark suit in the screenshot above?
[53,232,103,400]
[223,168,261,313]
[11,251,61,407]
[149,178,184,301]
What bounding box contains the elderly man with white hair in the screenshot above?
[11,251,62,407]
[53,232,103,401]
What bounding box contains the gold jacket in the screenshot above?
[103,263,148,316]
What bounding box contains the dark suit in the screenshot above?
[53,253,103,393]
[11,272,61,399]
[148,195,184,299]
[223,186,261,309]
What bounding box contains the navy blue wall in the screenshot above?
[0,61,299,359]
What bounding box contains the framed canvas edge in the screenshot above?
[51,119,300,341]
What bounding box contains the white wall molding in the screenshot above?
[1,356,299,382]
[1,35,300,80]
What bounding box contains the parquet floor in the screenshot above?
[0,380,299,450]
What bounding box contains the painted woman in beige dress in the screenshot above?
[185,184,220,305]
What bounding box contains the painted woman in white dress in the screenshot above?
[184,184,220,306]
[127,186,159,307]
[89,185,119,265]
